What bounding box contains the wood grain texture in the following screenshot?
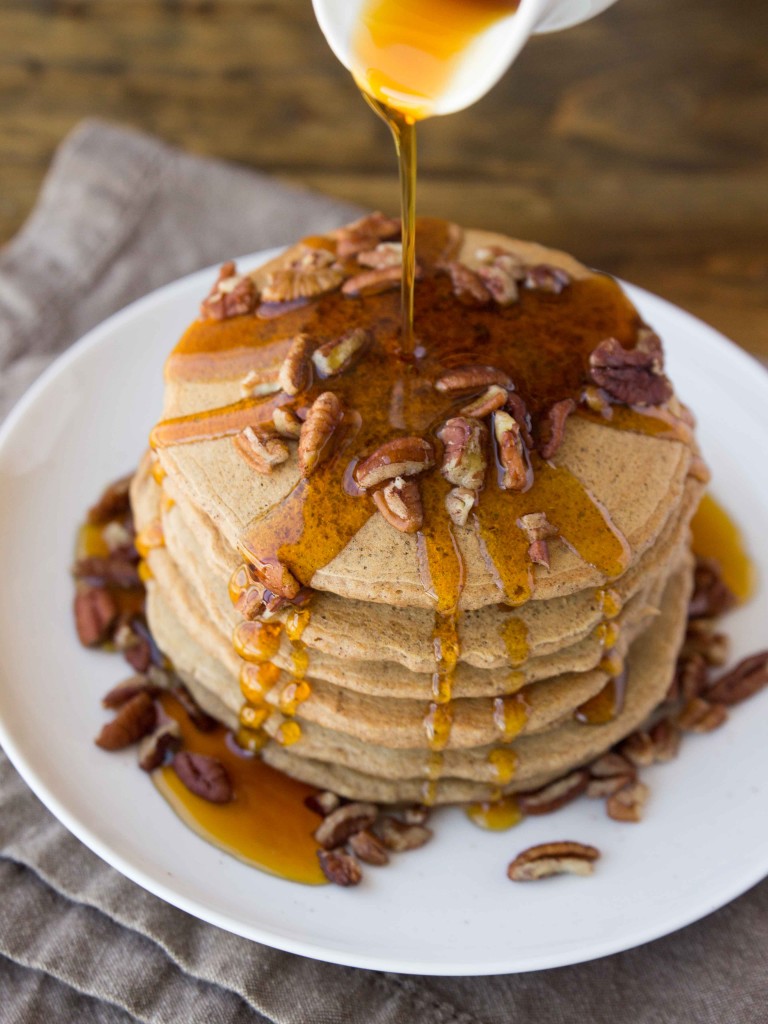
[0,0,766,355]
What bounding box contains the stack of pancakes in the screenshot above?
[132,217,706,804]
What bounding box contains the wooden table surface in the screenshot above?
[0,0,766,357]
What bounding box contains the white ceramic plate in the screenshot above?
[0,251,767,976]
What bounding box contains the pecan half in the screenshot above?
[317,848,363,886]
[460,384,508,419]
[539,399,576,460]
[589,751,636,779]
[137,719,182,772]
[314,802,379,850]
[585,773,635,798]
[440,261,491,304]
[649,718,682,762]
[173,751,233,803]
[240,369,281,398]
[706,651,768,706]
[477,262,519,305]
[355,436,435,489]
[668,652,709,703]
[445,486,476,527]
[95,692,157,751]
[376,816,433,852]
[272,406,303,439]
[506,392,534,448]
[435,365,513,394]
[494,410,529,490]
[335,211,400,259]
[508,841,599,881]
[619,731,656,768]
[373,477,423,533]
[261,266,344,304]
[517,770,589,815]
[278,333,314,396]
[74,587,118,647]
[348,829,390,866]
[356,241,403,269]
[683,619,730,667]
[438,416,487,490]
[688,558,736,619]
[589,335,673,407]
[200,261,257,320]
[233,427,290,474]
[298,391,343,477]
[74,556,141,590]
[676,697,728,733]
[304,791,341,817]
[114,619,153,673]
[102,676,159,709]
[87,475,132,525]
[342,265,402,297]
[312,327,371,377]
[523,264,571,294]
[606,780,649,822]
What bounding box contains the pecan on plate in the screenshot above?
[102,675,159,709]
[137,719,182,772]
[373,477,423,533]
[317,848,363,886]
[312,327,371,377]
[298,391,343,477]
[376,816,433,852]
[676,697,728,733]
[74,587,118,647]
[200,262,257,320]
[493,410,530,491]
[348,830,390,866]
[173,751,233,803]
[588,334,673,407]
[314,802,379,850]
[87,475,132,525]
[682,619,730,667]
[668,652,709,703]
[585,752,636,798]
[74,555,141,589]
[619,730,656,769]
[517,770,589,815]
[438,416,487,490]
[95,692,157,751]
[278,333,314,396]
[435,364,513,394]
[649,718,682,763]
[706,651,768,706]
[355,436,435,489]
[304,791,342,817]
[508,841,599,881]
[688,557,737,619]
[606,780,650,822]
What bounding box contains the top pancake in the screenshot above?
[150,220,698,611]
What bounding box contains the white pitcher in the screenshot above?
[312,0,619,117]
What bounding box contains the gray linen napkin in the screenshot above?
[1,120,766,1024]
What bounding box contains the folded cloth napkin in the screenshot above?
[0,120,766,1024]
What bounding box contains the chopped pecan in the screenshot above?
[240,369,281,398]
[355,436,435,489]
[438,416,487,490]
[314,802,379,850]
[298,391,343,477]
[477,262,519,305]
[506,392,534,448]
[589,335,673,407]
[606,780,649,822]
[539,399,576,460]
[582,385,612,417]
[342,265,402,297]
[95,692,157,751]
[102,675,159,709]
[376,816,433,852]
[527,540,551,569]
[317,848,363,886]
[589,751,636,779]
[137,719,182,772]
[688,557,736,619]
[401,804,431,825]
[460,384,508,419]
[586,773,635,798]
[201,262,257,320]
[113,619,152,674]
[494,410,530,490]
[508,841,599,881]
[304,791,341,817]
[523,264,571,294]
[272,406,303,439]
[445,486,476,527]
[335,211,400,259]
[74,555,141,589]
[312,327,371,377]
[706,651,768,706]
[373,477,423,533]
[253,558,302,601]
[172,684,218,733]
[649,718,682,762]
[435,365,513,394]
[518,512,558,570]
[517,770,589,815]
[619,731,656,768]
[235,581,269,620]
[173,751,233,803]
[348,829,390,866]
[356,241,403,269]
[261,266,344,304]
[683,619,730,666]
[87,475,132,525]
[74,587,118,647]
[233,427,290,474]
[278,333,314,396]
[440,261,491,304]
[474,246,525,277]
[292,245,336,271]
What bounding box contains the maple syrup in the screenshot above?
[466,794,523,830]
[690,493,755,603]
